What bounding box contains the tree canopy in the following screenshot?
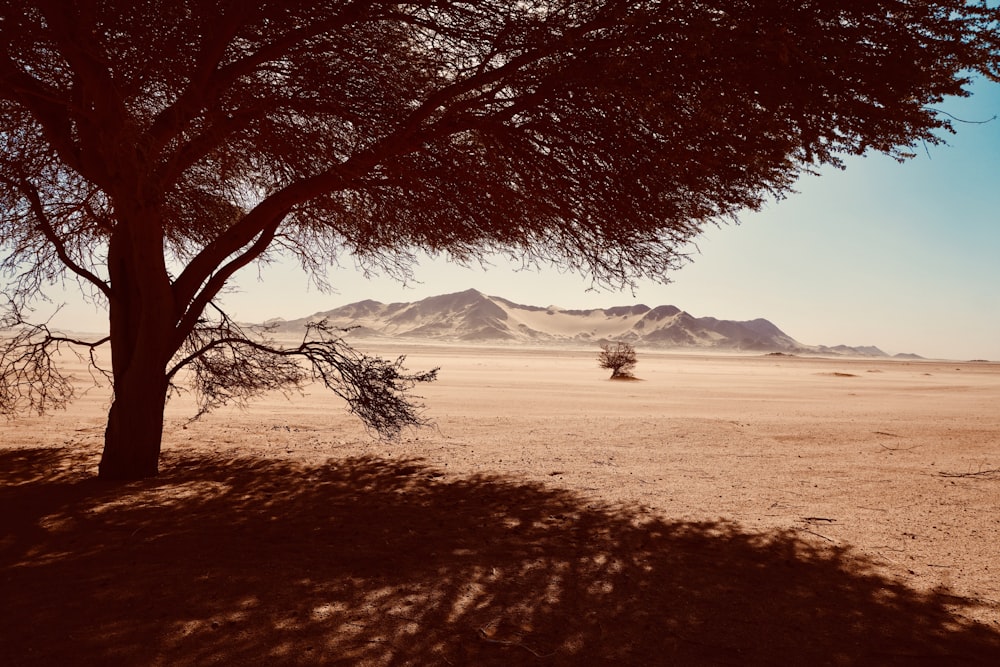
[2,1,999,478]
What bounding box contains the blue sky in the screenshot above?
[45,79,1000,361]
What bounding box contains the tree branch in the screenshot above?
[169,4,623,320]
[1,174,113,299]
[0,305,110,415]
[0,59,86,175]
[149,3,372,177]
[167,309,437,437]
[171,213,284,348]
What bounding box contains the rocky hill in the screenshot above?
[266,289,908,357]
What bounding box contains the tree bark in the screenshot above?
[99,371,169,479]
[97,211,177,480]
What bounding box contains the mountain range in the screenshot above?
[265,289,917,358]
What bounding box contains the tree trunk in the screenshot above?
[97,213,177,480]
[99,371,169,479]
[98,270,175,480]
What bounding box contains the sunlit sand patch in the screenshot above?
[88,480,232,514]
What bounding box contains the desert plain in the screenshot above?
[2,342,999,665]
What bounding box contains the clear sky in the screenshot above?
[42,79,1000,361]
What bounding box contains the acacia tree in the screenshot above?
[599,342,637,379]
[2,1,999,480]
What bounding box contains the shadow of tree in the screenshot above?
[2,446,998,666]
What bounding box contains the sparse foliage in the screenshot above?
[599,342,638,379]
[1,303,112,413]
[2,1,999,478]
[169,310,438,435]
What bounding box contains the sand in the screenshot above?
[2,344,999,665]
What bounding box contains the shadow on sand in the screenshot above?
[2,445,999,666]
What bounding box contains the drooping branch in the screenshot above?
[167,306,437,436]
[167,304,308,420]
[291,319,439,438]
[0,304,110,415]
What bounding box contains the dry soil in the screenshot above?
[2,344,999,665]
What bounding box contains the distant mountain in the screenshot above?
[267,289,906,357]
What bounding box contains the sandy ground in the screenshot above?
[2,344,999,665]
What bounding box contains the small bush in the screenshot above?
[598,342,637,379]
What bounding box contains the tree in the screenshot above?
[2,2,999,479]
[599,342,638,379]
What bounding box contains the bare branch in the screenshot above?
[291,319,439,438]
[149,3,372,161]
[168,307,437,437]
[0,304,110,415]
[0,173,112,299]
